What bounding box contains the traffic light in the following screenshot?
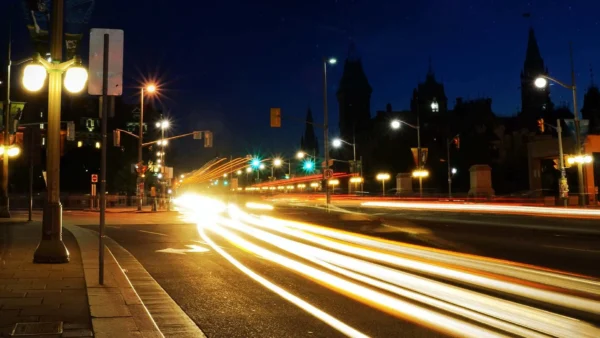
[113,130,120,147]
[270,108,281,128]
[193,131,202,140]
[204,131,213,148]
[537,118,545,133]
[66,121,75,141]
[453,136,460,149]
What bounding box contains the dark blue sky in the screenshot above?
[6,0,600,168]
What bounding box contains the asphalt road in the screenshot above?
[266,204,600,278]
[70,211,442,338]
[60,201,600,337]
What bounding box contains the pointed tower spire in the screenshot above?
[590,64,595,86]
[524,27,545,73]
[520,26,552,119]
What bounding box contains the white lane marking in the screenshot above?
[138,230,168,236]
[156,245,210,255]
[543,245,600,254]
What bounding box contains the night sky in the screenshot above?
[5,0,600,169]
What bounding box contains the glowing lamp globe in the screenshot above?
[64,66,88,93]
[22,64,47,92]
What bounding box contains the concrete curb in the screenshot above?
[66,225,164,338]
[104,237,206,338]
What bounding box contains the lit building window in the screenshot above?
[42,137,45,146]
[40,124,44,130]
[77,141,83,148]
[431,99,439,113]
[95,142,101,149]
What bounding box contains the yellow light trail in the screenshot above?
[174,194,600,338]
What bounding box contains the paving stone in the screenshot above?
[26,290,62,297]
[42,294,87,306]
[13,270,51,278]
[48,271,84,279]
[0,291,26,298]
[63,323,92,330]
[0,297,43,309]
[61,328,94,337]
[45,278,86,290]
[87,287,120,295]
[92,317,138,333]
[6,282,47,291]
[87,293,125,306]
[120,288,142,305]
[20,305,62,316]
[90,304,131,317]
[95,331,143,338]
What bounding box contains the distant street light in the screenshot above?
[259,163,265,170]
[332,139,342,148]
[332,138,357,174]
[323,56,337,209]
[451,168,457,174]
[0,146,21,158]
[236,170,242,175]
[376,173,390,196]
[273,158,283,167]
[156,120,169,129]
[534,77,548,88]
[391,119,422,196]
[296,151,306,159]
[246,167,252,173]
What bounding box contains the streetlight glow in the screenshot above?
[246,167,252,173]
[22,64,47,92]
[296,151,306,159]
[451,168,458,174]
[259,163,265,170]
[146,84,157,93]
[236,170,242,175]
[63,66,88,93]
[350,177,364,184]
[390,120,401,129]
[376,173,390,181]
[332,139,342,148]
[328,179,340,186]
[534,77,548,88]
[328,58,337,65]
[412,169,429,178]
[273,158,283,167]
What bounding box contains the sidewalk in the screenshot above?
[1,216,204,338]
[0,219,92,337]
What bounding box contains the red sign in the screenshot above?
[91,174,98,183]
[323,169,333,179]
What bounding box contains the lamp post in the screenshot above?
[332,137,356,170]
[376,173,390,196]
[323,57,337,209]
[137,84,156,211]
[391,119,422,196]
[156,119,169,208]
[272,158,282,180]
[534,43,584,206]
[29,0,88,263]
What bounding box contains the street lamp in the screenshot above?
[323,56,337,209]
[332,138,357,173]
[534,43,585,206]
[349,176,363,195]
[296,151,306,159]
[390,119,422,196]
[30,0,89,263]
[236,170,242,175]
[376,173,390,196]
[137,83,158,211]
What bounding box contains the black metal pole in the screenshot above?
[28,129,33,221]
[99,34,109,285]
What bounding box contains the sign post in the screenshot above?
[88,28,124,285]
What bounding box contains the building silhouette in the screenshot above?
[299,108,319,157]
[520,27,553,119]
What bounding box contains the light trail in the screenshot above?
[223,209,600,337]
[174,194,600,337]
[253,216,600,296]
[361,200,600,218]
[198,228,368,338]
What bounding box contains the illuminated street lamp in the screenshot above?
[412,169,429,178]
[328,179,340,187]
[310,182,320,191]
[29,0,89,263]
[137,83,158,211]
[567,155,593,165]
[349,176,363,195]
[296,151,306,159]
[376,173,390,196]
[0,146,21,158]
[534,43,585,206]
[451,168,458,175]
[323,56,337,208]
[236,170,242,175]
[332,138,357,172]
[259,163,265,170]
[246,167,252,173]
[391,119,422,196]
[272,158,283,179]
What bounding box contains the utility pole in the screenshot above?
[570,42,585,207]
[137,88,144,210]
[1,11,12,218]
[557,119,568,207]
[323,58,331,209]
[447,138,452,198]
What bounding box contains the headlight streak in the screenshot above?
[256,216,600,296]
[245,202,274,211]
[250,216,600,315]
[361,201,600,218]
[175,195,600,337]
[221,213,599,337]
[197,228,368,338]
[205,218,502,338]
